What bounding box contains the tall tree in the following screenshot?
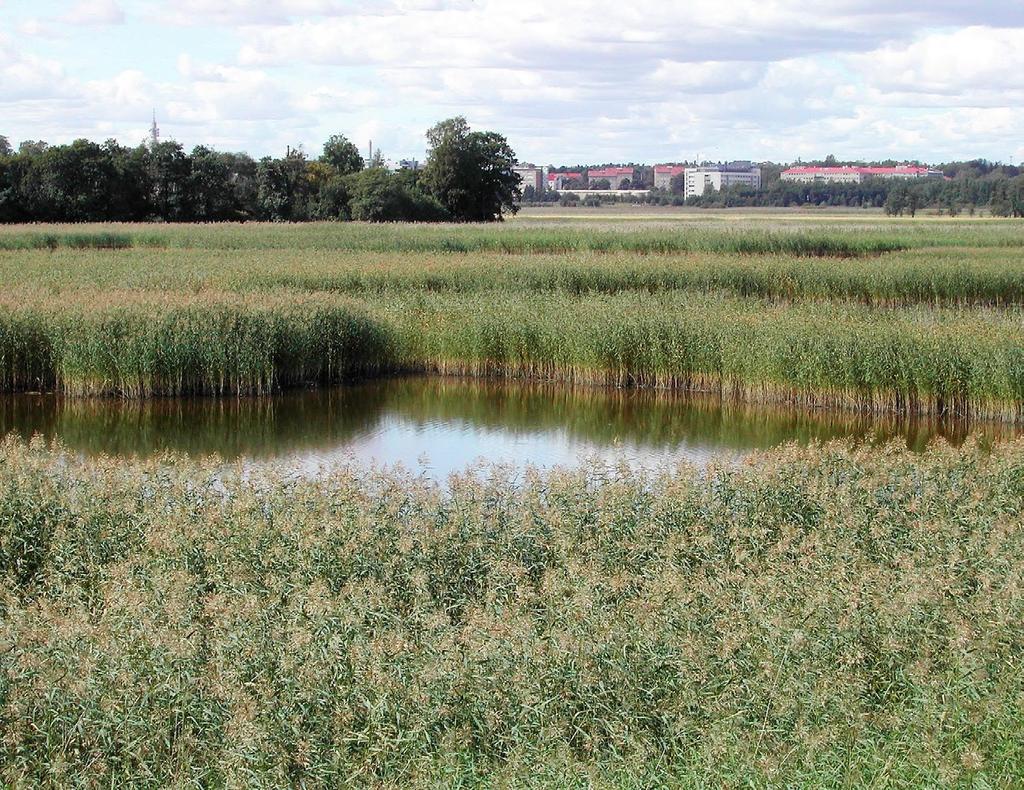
[0,136,12,158]
[104,140,152,221]
[18,140,48,156]
[21,139,122,221]
[420,117,519,221]
[147,141,193,220]
[256,148,313,221]
[188,146,239,221]
[320,135,364,176]
[347,167,448,222]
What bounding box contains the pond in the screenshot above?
[0,377,1013,479]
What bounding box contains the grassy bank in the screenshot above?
[1,437,1022,786]
[2,288,1024,418]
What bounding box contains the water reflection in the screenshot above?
[1,377,1016,478]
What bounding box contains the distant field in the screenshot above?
[1,218,1023,418]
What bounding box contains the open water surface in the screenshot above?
[0,377,1013,479]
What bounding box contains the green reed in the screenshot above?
[1,437,1022,786]
[3,288,1023,419]
[8,245,1024,308]
[0,231,133,250]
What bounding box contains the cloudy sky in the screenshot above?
[2,0,1023,165]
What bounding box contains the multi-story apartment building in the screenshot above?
[513,163,546,194]
[587,167,635,189]
[780,165,944,183]
[683,163,762,199]
[653,165,686,190]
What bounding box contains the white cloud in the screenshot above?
[0,38,71,101]
[854,27,1024,95]
[651,61,767,93]
[3,1,1024,163]
[62,0,125,26]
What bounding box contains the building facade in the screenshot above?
[587,166,635,189]
[780,165,944,183]
[548,172,583,190]
[513,164,545,195]
[653,165,686,190]
[683,163,762,199]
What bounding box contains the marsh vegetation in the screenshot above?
[1,215,1023,785]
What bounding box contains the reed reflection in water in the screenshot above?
[1,376,1013,478]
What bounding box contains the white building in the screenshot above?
[683,163,762,199]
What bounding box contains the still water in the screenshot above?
[0,377,1013,479]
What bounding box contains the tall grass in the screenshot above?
[0,225,909,256]
[1,437,1022,785]
[232,247,1024,307]
[0,231,133,250]
[2,219,1024,413]
[0,291,391,397]
[2,288,1024,419]
[9,246,1024,307]
[2,217,1021,251]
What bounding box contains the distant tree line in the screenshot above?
[0,117,520,223]
[526,154,1024,216]
[673,174,1024,216]
[672,157,1024,216]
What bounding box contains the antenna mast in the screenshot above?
[149,110,161,148]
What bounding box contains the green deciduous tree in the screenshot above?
[18,140,48,156]
[148,141,192,221]
[421,117,519,222]
[256,148,313,221]
[347,167,448,222]
[20,139,126,221]
[320,135,364,176]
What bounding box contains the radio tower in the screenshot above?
[149,110,161,148]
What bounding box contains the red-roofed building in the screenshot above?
[653,165,686,190]
[587,167,635,189]
[781,165,943,184]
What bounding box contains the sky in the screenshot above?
[2,0,1023,165]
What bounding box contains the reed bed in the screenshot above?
[8,245,1024,308]
[0,290,391,397]
[0,224,914,256]
[0,231,133,251]
[2,216,1022,252]
[209,247,1024,308]
[1,437,1022,786]
[1,219,1023,416]
[2,288,1024,420]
